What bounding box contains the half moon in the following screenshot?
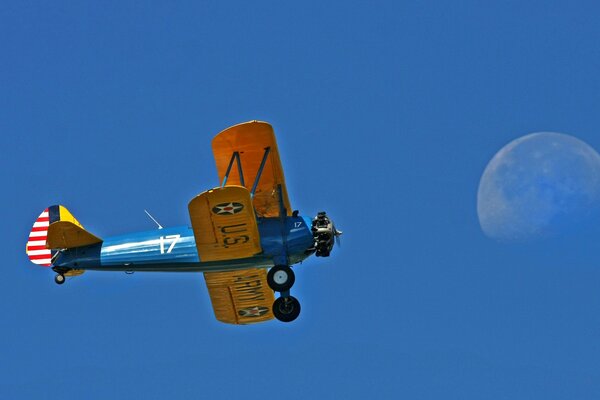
[477,132,600,242]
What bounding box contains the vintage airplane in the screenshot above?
[25,121,340,324]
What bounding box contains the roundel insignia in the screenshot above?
[212,202,244,215]
[238,306,270,318]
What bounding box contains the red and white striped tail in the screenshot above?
[26,208,53,267]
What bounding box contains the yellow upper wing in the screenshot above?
[188,185,262,262]
[204,268,275,324]
[212,120,292,217]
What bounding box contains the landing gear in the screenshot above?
[268,265,301,322]
[267,265,295,292]
[54,273,65,285]
[272,296,301,322]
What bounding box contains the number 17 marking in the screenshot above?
[159,235,181,254]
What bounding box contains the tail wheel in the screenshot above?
[267,265,295,292]
[272,296,301,322]
[54,274,65,285]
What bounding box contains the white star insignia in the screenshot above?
[214,202,243,215]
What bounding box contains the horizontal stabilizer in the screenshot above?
[27,205,102,266]
[65,269,85,277]
[47,221,103,249]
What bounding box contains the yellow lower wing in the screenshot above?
[204,269,274,324]
[188,186,262,262]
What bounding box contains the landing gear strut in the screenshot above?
[54,273,65,285]
[268,265,301,322]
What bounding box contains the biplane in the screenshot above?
[25,121,340,324]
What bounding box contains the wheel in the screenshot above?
[54,274,65,285]
[272,296,301,322]
[267,265,295,292]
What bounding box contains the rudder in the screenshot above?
[26,206,60,267]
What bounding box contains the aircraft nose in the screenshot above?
[311,212,340,257]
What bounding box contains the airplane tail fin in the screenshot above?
[26,205,102,267]
[26,206,59,267]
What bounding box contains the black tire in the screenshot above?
[54,274,65,285]
[267,265,295,292]
[272,296,301,322]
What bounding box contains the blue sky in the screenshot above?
[3,1,600,398]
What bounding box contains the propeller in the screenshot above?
[333,224,343,247]
[312,212,341,256]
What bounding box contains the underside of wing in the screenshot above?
[188,185,262,262]
[212,120,292,217]
[204,268,275,324]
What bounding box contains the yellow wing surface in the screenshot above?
[212,120,292,217]
[188,186,262,262]
[204,269,275,324]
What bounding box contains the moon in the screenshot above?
[477,132,600,242]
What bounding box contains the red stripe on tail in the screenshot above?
[27,208,53,267]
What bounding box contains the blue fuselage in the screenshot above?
[55,216,315,272]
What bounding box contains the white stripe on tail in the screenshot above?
[26,208,53,267]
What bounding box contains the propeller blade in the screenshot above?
[333,225,342,247]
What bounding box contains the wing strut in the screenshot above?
[250,147,271,197]
[221,146,272,199]
[274,183,289,266]
[221,152,246,187]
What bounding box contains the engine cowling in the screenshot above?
[311,212,340,257]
